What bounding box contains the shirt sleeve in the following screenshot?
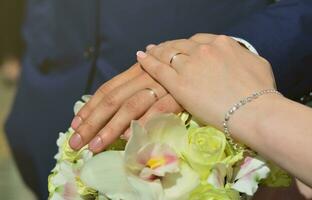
[231,37,259,55]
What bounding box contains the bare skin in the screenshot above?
[136,34,312,187]
[68,32,312,195]
[69,63,183,153]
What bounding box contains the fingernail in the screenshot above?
[69,133,82,150]
[136,51,147,58]
[146,44,156,51]
[89,136,104,152]
[71,116,82,130]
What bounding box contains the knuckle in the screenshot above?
[84,120,96,130]
[102,93,118,107]
[197,44,213,55]
[77,120,95,136]
[151,46,163,57]
[97,83,112,95]
[215,35,232,44]
[78,104,91,120]
[102,126,116,138]
[153,102,169,113]
[123,98,140,113]
[190,33,205,40]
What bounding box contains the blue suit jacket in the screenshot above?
[4,0,311,198]
[227,0,312,99]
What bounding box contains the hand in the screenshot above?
[136,34,276,132]
[69,63,183,153]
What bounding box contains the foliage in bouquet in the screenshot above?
[48,97,291,200]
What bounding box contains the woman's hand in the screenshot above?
[69,63,183,153]
[137,34,276,132]
[138,34,312,186]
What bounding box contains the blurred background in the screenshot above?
[0,0,36,199]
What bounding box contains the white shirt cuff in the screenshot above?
[231,37,259,55]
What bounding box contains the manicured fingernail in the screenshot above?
[69,133,82,150]
[89,136,104,152]
[146,44,156,50]
[136,51,147,58]
[71,116,82,130]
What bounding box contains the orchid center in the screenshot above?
[137,143,180,181]
[146,156,166,169]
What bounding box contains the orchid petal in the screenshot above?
[81,151,138,200]
[128,175,163,200]
[234,157,269,180]
[125,122,149,172]
[232,157,270,195]
[207,164,227,188]
[162,162,200,200]
[145,114,188,154]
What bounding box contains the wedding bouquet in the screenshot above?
[48,97,291,200]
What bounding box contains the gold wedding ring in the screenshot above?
[170,53,183,65]
[145,88,159,100]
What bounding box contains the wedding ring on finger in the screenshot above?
[145,88,159,101]
[170,53,184,65]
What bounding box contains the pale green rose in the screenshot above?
[189,184,240,200]
[184,126,226,179]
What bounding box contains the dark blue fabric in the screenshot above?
[226,0,312,99]
[5,0,310,198]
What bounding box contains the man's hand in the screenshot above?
[69,63,183,153]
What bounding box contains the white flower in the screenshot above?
[81,114,200,200]
[231,157,270,196]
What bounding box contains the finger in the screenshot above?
[168,53,190,71]
[122,94,183,140]
[148,45,191,74]
[148,39,198,64]
[89,86,167,153]
[150,45,188,66]
[189,33,218,44]
[71,63,142,130]
[146,44,156,51]
[136,51,178,91]
[69,73,155,150]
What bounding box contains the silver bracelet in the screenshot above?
[223,89,282,136]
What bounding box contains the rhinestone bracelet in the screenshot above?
[223,89,282,137]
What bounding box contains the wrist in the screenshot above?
[228,92,287,145]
